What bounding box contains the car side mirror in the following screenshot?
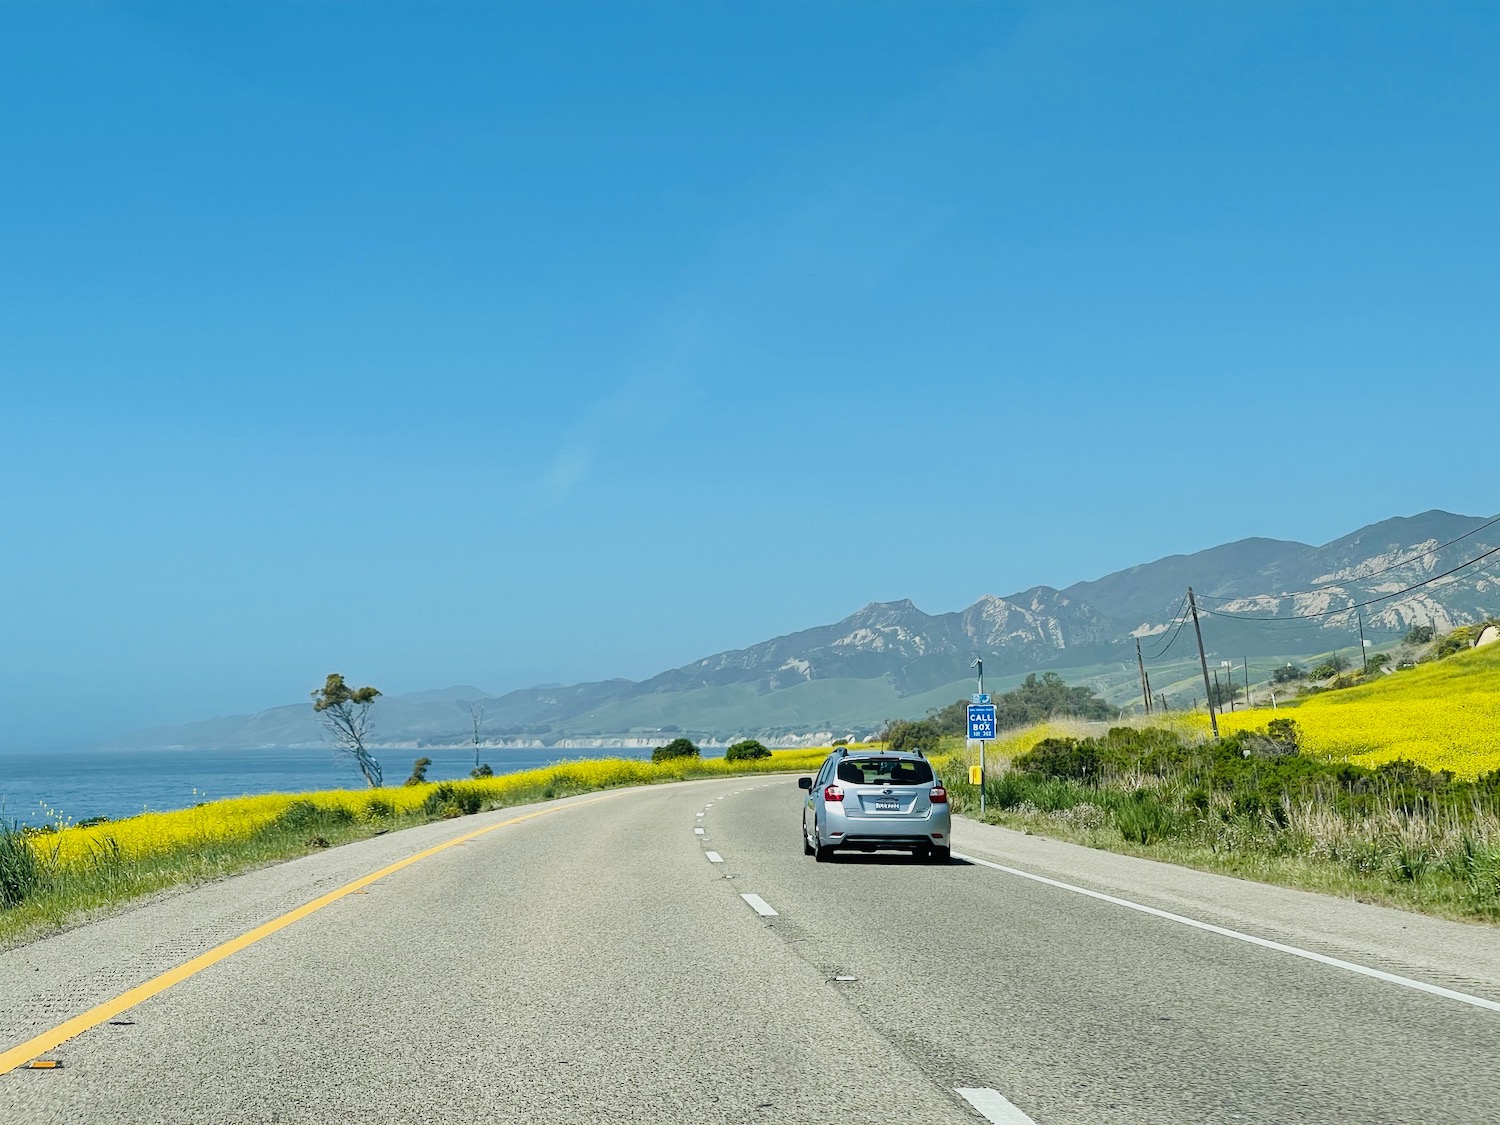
[797,777,813,790]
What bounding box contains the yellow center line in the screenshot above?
[0,795,611,1076]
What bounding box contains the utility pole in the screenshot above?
[1243,656,1251,708]
[1189,587,1219,738]
[1135,638,1152,715]
[1357,607,1369,674]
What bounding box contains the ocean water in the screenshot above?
[0,745,662,827]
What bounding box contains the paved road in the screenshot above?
[2,776,1499,1123]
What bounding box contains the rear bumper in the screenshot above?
[823,806,951,847]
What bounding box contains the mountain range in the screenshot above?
[105,509,1500,751]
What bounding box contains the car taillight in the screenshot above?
[823,784,844,802]
[930,786,948,804]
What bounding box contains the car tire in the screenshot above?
[803,826,815,856]
[814,834,834,862]
[928,845,951,864]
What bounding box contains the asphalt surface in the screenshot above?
[2,776,1499,1124]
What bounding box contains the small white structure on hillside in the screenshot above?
[1475,624,1500,649]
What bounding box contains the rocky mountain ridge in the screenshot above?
[102,509,1500,750]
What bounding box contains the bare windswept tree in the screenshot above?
[312,673,383,787]
[467,700,486,771]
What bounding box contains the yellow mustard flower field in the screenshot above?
[1208,641,1500,778]
[38,748,830,874]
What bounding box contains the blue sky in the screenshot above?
[3,2,1497,746]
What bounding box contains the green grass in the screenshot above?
[960,797,1500,922]
[0,806,383,949]
[936,724,1500,924]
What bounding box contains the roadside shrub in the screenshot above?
[1116,792,1177,845]
[1094,725,1183,776]
[1311,656,1349,679]
[880,719,942,753]
[422,783,482,817]
[1404,624,1436,645]
[985,772,1032,810]
[1270,663,1305,684]
[362,797,396,821]
[1231,722,1301,760]
[405,757,433,786]
[651,737,700,764]
[273,800,353,834]
[0,820,43,908]
[725,739,771,762]
[1266,718,1302,752]
[1386,838,1432,882]
[275,800,321,831]
[1030,777,1087,812]
[1014,737,1102,784]
[471,763,494,778]
[1233,791,1268,819]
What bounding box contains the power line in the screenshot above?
[1204,543,1500,622]
[1142,594,1191,659]
[1195,512,1500,603]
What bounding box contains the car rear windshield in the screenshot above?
[836,758,934,786]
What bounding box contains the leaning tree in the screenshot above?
[312,673,383,787]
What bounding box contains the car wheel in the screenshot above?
[928,845,951,864]
[802,825,815,856]
[812,825,833,862]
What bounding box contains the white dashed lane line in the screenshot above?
[739,893,778,917]
[694,827,705,835]
[705,851,723,864]
[955,1087,1038,1124]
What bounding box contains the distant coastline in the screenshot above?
[93,734,850,754]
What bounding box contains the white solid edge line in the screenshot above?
[740,893,778,917]
[954,851,1500,1015]
[705,851,723,863]
[955,1087,1038,1125]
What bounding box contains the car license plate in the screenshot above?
[874,798,900,811]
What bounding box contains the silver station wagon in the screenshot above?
[799,748,951,863]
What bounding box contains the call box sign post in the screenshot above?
[968,702,997,813]
[969,663,990,815]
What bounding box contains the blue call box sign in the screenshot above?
[967,703,997,740]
